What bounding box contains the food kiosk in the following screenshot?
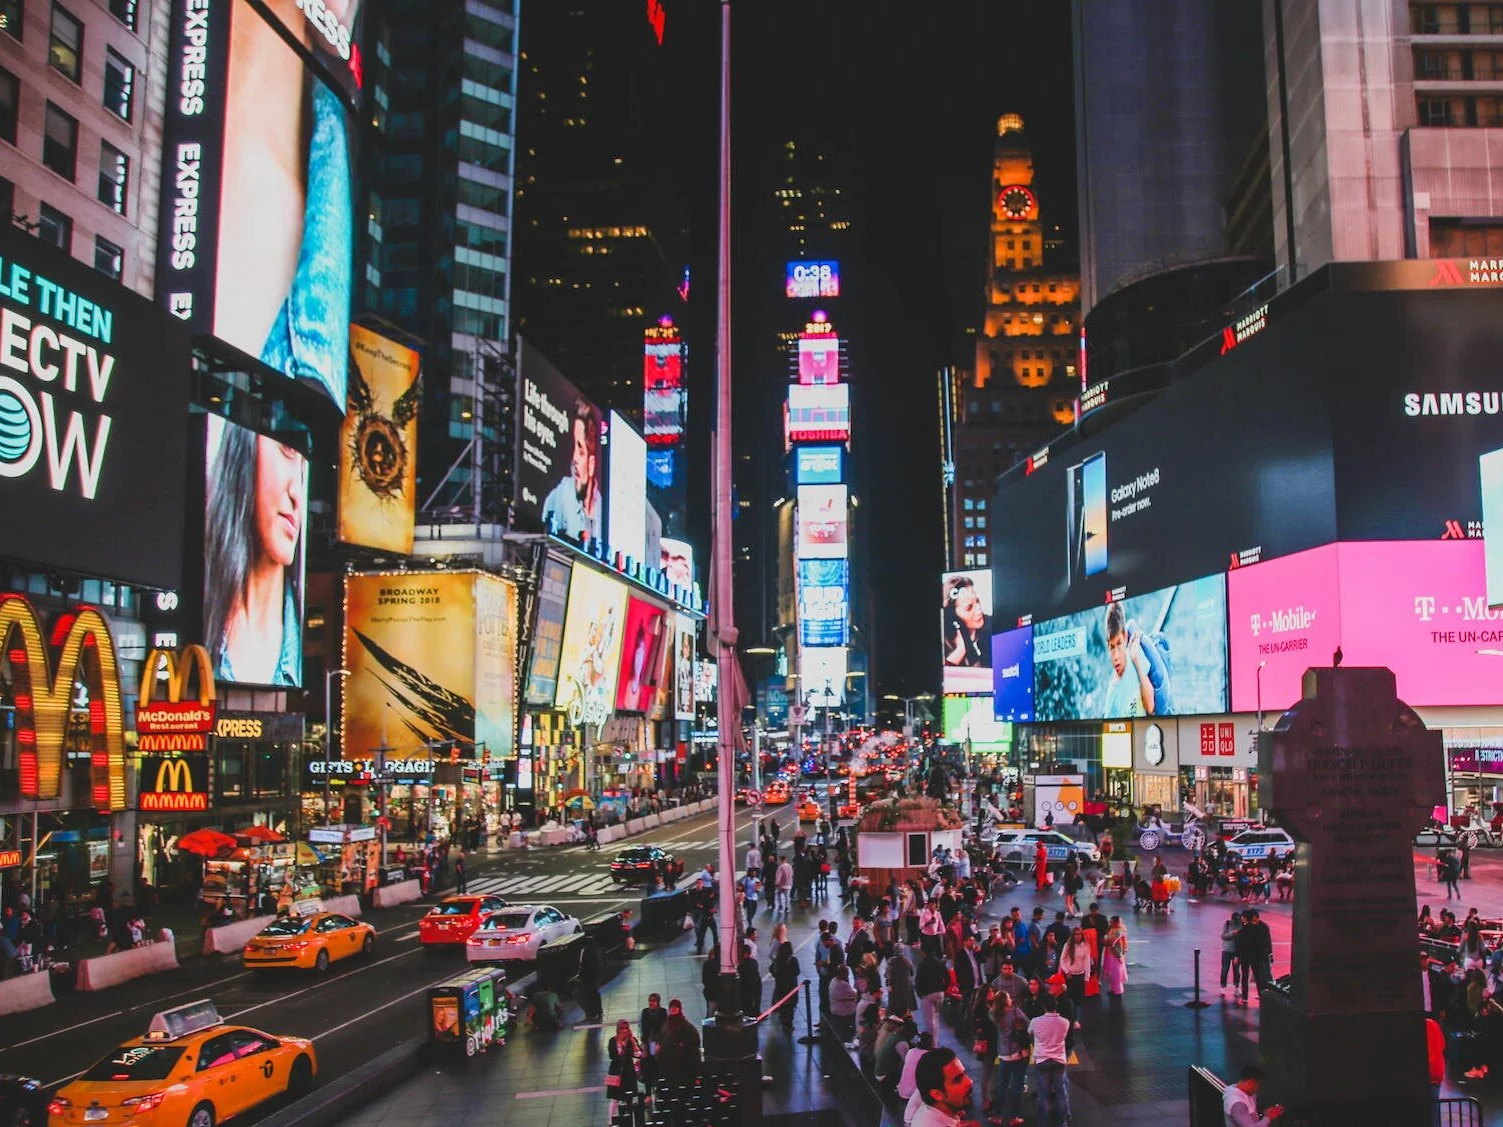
[307,824,381,895]
[428,966,510,1056]
[201,842,308,914]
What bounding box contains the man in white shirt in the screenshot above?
[773,855,794,917]
[1223,1065,1284,1127]
[1027,997,1072,1127]
[746,842,762,876]
[909,1047,974,1127]
[896,1034,933,1102]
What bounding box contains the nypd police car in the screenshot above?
[1222,828,1296,862]
[993,829,1100,869]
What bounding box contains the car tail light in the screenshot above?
[504,933,528,944]
[49,1098,70,1116]
[283,941,310,951]
[123,1093,168,1113]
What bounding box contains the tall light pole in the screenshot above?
[323,668,351,821]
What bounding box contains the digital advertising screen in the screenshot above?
[694,659,718,707]
[607,411,648,564]
[797,335,841,386]
[794,445,844,486]
[786,384,851,446]
[524,556,572,707]
[942,695,1011,752]
[797,485,849,559]
[473,572,519,760]
[942,570,993,695]
[660,537,694,591]
[990,625,1035,721]
[554,565,629,725]
[802,646,847,706]
[674,615,696,720]
[203,414,308,687]
[338,324,421,554]
[798,559,850,647]
[1481,447,1503,610]
[516,341,603,545]
[1227,544,1341,713]
[0,222,190,589]
[157,0,362,410]
[615,596,669,714]
[1032,573,1228,722]
[785,261,840,299]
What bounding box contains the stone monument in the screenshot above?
[1257,666,1443,1123]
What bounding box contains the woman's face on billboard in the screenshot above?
[255,435,304,568]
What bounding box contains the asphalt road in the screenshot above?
[0,799,771,1122]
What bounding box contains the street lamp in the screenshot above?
[882,692,933,739]
[323,668,351,821]
[1255,660,1268,737]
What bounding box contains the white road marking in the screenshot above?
[2,1010,124,1052]
[397,930,420,941]
[516,1086,606,1099]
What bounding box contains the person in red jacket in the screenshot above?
[1035,841,1049,891]
[1427,1016,1446,1100]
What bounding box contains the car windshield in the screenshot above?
[483,911,534,931]
[81,1046,186,1083]
[259,918,311,937]
[432,900,478,916]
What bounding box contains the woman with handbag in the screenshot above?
[606,1019,646,1127]
[1102,916,1129,998]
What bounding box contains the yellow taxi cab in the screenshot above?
[242,911,375,973]
[797,798,821,823]
[763,781,790,805]
[49,1000,316,1127]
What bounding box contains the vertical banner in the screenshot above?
[473,573,519,760]
[674,615,696,720]
[339,326,421,553]
[525,557,573,707]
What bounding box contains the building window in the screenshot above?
[976,553,988,566]
[1430,218,1503,257]
[48,4,82,83]
[1418,96,1455,126]
[0,0,19,40]
[963,498,974,511]
[42,102,77,179]
[98,140,128,213]
[964,517,975,529]
[977,517,987,529]
[0,67,15,145]
[107,0,134,29]
[964,553,976,566]
[103,47,133,120]
[36,202,70,250]
[0,176,13,223]
[93,234,122,279]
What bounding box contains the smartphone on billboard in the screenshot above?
[1083,452,1108,576]
[1066,462,1085,586]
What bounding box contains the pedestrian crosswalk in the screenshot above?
[456,838,724,901]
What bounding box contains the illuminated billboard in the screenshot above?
[797,485,848,559]
[802,646,847,706]
[798,559,849,647]
[941,570,993,695]
[157,0,361,409]
[786,261,840,299]
[607,411,648,564]
[674,615,696,720]
[338,325,421,554]
[204,415,308,688]
[615,596,670,714]
[643,323,685,447]
[1033,574,1228,722]
[524,556,572,707]
[1226,544,1340,714]
[554,565,629,725]
[797,335,841,386]
[1484,447,1503,610]
[943,695,1012,752]
[0,222,190,589]
[794,446,844,486]
[516,341,603,545]
[990,625,1035,721]
[786,384,851,445]
[660,537,694,591]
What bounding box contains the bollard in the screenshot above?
[1184,946,1210,1009]
[797,979,818,1045]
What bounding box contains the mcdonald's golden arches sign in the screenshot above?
[136,645,217,752]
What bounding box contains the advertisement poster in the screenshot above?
[643,331,685,447]
[990,625,1035,722]
[1227,544,1341,713]
[553,566,629,726]
[694,659,718,706]
[516,341,603,544]
[1033,573,1228,722]
[338,325,421,553]
[660,537,694,591]
[797,485,849,558]
[786,384,851,445]
[615,597,669,714]
[343,572,479,759]
[798,559,849,647]
[674,616,696,720]
[1031,775,1085,830]
[473,573,518,759]
[802,646,847,706]
[942,695,1011,752]
[797,335,841,386]
[1484,447,1503,611]
[942,570,993,695]
[204,415,309,687]
[0,224,190,590]
[785,261,840,299]
[607,411,648,564]
[525,557,572,707]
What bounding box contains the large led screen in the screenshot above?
[516,341,603,545]
[1227,544,1341,713]
[607,411,648,564]
[990,625,1035,721]
[674,615,696,720]
[643,338,684,447]
[524,556,572,707]
[942,570,993,695]
[786,261,840,299]
[615,596,669,714]
[786,384,851,445]
[802,646,847,706]
[1483,447,1503,610]
[0,222,190,589]
[554,565,629,725]
[1033,574,1228,721]
[204,414,308,687]
[473,573,519,761]
[797,335,841,386]
[797,485,848,558]
[795,446,843,486]
[798,559,849,647]
[338,325,421,553]
[942,695,1011,752]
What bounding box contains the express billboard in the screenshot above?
[525,556,572,707]
[0,223,190,589]
[516,340,603,545]
[157,0,360,410]
[797,484,848,559]
[990,625,1035,721]
[338,325,421,553]
[203,415,308,687]
[942,570,992,695]
[554,565,629,726]
[1032,573,1227,721]
[786,384,851,446]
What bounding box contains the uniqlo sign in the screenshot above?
[1200,723,1217,757]
[1217,723,1236,756]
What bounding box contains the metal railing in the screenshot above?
[1188,1068,1482,1127]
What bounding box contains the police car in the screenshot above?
[1222,828,1297,862]
[992,829,1100,869]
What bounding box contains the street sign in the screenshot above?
[790,705,808,726]
[746,790,762,806]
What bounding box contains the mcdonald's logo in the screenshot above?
[137,645,216,739]
[0,849,21,868]
[138,752,208,812]
[0,594,125,809]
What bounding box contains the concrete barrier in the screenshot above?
[662,808,681,823]
[507,831,525,849]
[373,879,422,909]
[0,969,55,1014]
[202,914,276,956]
[626,818,646,835]
[598,825,623,845]
[644,814,661,829]
[323,894,363,918]
[78,929,179,992]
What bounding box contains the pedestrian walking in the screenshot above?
[773,855,794,918]
[739,871,761,929]
[772,939,801,1032]
[915,948,948,1039]
[992,990,1030,1127]
[454,850,467,894]
[1220,910,1242,993]
[1442,851,1462,900]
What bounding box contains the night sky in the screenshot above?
[665,0,1075,699]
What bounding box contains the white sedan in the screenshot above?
[1222,828,1297,862]
[465,905,582,962]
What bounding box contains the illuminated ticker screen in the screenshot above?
[786,261,840,299]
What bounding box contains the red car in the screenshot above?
[419,895,508,951]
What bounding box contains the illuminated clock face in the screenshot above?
[1000,185,1035,219]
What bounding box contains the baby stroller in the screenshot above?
[1132,878,1154,913]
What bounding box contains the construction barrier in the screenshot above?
[77,929,179,991]
[0,969,55,1014]
[372,879,422,909]
[202,914,277,956]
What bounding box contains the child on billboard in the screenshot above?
[1102,601,1175,717]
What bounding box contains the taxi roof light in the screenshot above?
[146,999,222,1041]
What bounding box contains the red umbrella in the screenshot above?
[236,825,285,843]
[177,829,237,856]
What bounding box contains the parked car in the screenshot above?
[466,906,583,963]
[992,829,1100,868]
[1222,828,1297,862]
